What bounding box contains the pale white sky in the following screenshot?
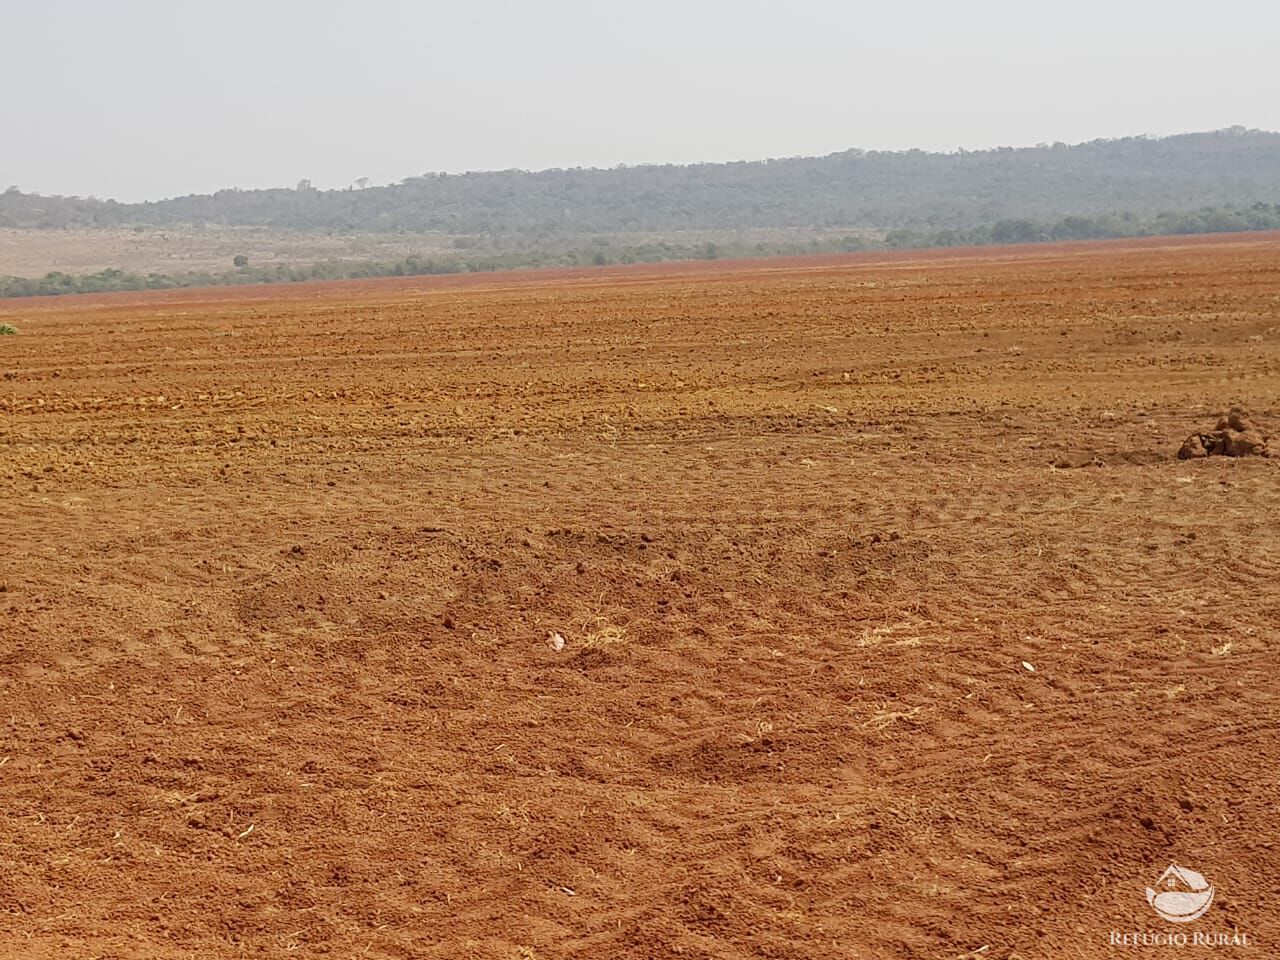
[5,0,1279,201]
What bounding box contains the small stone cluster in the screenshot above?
[1178,408,1271,459]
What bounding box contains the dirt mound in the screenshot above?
[1178,407,1272,459]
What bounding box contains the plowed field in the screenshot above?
[2,234,1278,958]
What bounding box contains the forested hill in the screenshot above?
[5,128,1280,236]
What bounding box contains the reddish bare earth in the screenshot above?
[1,236,1278,958]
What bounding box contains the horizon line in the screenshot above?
[4,125,1273,206]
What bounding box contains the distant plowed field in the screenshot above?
[2,236,1278,958]
[0,226,452,277]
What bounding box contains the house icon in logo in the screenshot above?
[1146,864,1215,923]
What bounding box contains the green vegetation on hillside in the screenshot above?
[885,202,1280,249]
[3,129,1279,237]
[3,203,1279,300]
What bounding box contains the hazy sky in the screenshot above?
[6,0,1279,201]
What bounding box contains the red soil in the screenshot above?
[1,234,1278,958]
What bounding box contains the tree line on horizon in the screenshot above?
[3,203,1279,301]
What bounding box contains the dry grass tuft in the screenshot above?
[863,704,925,731]
[579,616,628,650]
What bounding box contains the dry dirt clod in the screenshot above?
[1224,428,1268,457]
[1177,434,1208,459]
[1178,407,1272,460]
